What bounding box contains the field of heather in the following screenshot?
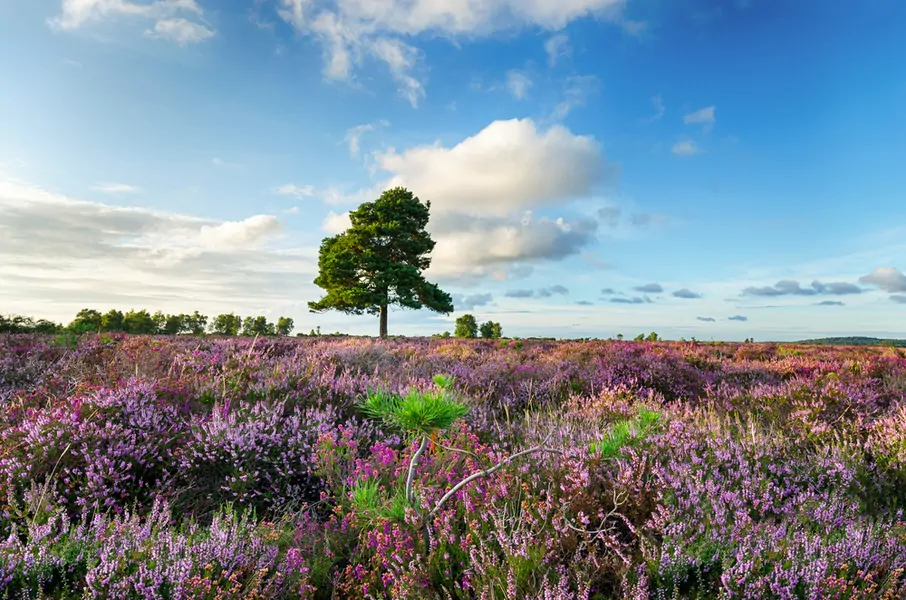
[1,334,905,599]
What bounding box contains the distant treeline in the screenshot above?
[0,309,295,337]
[796,336,906,347]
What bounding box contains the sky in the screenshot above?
[1,0,905,341]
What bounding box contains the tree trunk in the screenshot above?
[379,304,388,338]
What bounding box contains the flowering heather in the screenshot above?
[1,333,905,598]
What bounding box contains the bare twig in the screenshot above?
[428,431,553,519]
[405,436,429,507]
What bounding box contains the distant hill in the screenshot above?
[795,336,906,347]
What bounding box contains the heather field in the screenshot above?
[1,334,905,599]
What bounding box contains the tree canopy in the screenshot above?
[455,314,478,339]
[308,187,453,337]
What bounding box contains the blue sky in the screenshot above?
[1,0,905,340]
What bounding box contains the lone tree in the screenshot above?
[455,314,478,338]
[309,187,453,338]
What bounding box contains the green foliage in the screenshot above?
[647,332,659,342]
[275,316,294,336]
[797,336,906,347]
[182,311,208,335]
[50,330,80,348]
[454,314,478,338]
[68,309,103,333]
[590,407,663,459]
[479,320,503,339]
[361,388,468,435]
[210,313,242,336]
[308,187,453,337]
[432,374,454,389]
[241,316,275,337]
[122,309,157,334]
[0,315,61,334]
[100,309,125,332]
[350,480,412,523]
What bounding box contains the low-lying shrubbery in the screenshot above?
[1,334,904,598]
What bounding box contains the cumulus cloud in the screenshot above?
[50,0,214,45]
[633,283,663,293]
[891,295,906,304]
[450,292,493,310]
[326,118,609,282]
[672,140,701,156]
[600,288,616,295]
[505,70,532,100]
[742,280,862,297]
[859,267,906,293]
[696,316,716,322]
[816,300,844,306]
[428,212,598,276]
[273,0,628,103]
[91,182,140,193]
[576,300,593,306]
[673,288,702,299]
[0,175,315,320]
[544,33,571,67]
[197,215,282,250]
[375,118,604,216]
[321,211,352,235]
[728,315,748,322]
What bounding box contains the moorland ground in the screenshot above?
[1,334,905,599]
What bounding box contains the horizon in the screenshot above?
[2,1,905,342]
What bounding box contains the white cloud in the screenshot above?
[91,182,141,193]
[683,105,716,133]
[145,17,214,45]
[197,215,282,250]
[428,212,598,276]
[274,183,315,199]
[672,140,701,156]
[645,94,665,122]
[344,120,389,155]
[551,75,601,120]
[505,70,532,100]
[358,117,610,282]
[0,174,316,321]
[50,0,214,46]
[544,33,571,67]
[368,37,425,107]
[859,267,906,293]
[322,210,352,234]
[375,118,604,216]
[274,0,627,105]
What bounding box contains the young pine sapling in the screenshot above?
[356,374,551,553]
